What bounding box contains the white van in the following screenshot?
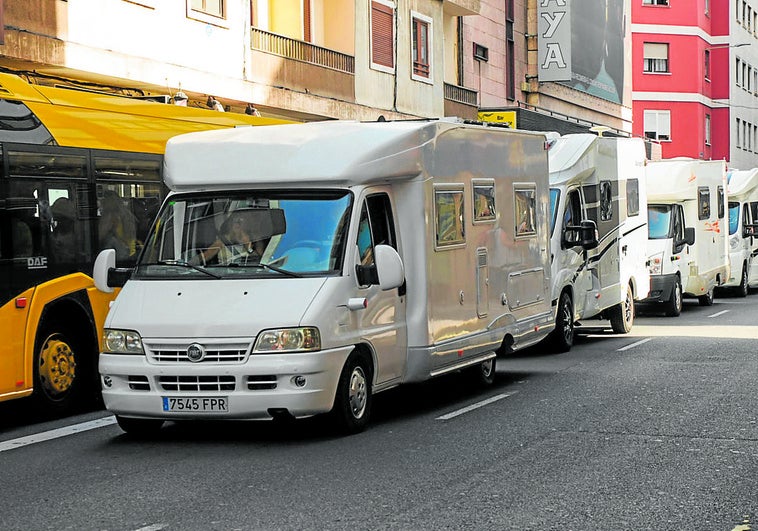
[641,159,729,315]
[722,168,758,296]
[546,134,650,350]
[93,119,557,434]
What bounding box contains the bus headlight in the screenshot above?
[103,329,145,354]
[254,327,321,353]
[648,253,663,275]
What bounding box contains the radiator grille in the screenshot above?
[128,375,150,391]
[247,375,277,390]
[159,375,236,392]
[150,348,247,363]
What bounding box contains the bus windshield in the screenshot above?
[728,202,740,235]
[136,190,353,279]
[648,204,673,239]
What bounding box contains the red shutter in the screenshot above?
[303,0,312,42]
[371,2,394,68]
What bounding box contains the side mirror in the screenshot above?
[743,224,757,238]
[579,220,599,250]
[93,249,132,292]
[684,227,695,246]
[374,244,405,291]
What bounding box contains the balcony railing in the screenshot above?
[444,83,478,106]
[251,28,355,74]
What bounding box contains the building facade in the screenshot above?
[632,0,758,167]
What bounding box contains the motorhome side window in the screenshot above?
[698,187,711,220]
[357,193,397,264]
[473,180,496,222]
[717,185,725,218]
[514,186,537,237]
[434,187,465,247]
[600,180,613,221]
[626,179,640,216]
[563,189,582,245]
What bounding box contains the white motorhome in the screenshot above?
[641,159,729,315]
[546,134,650,350]
[722,168,758,296]
[93,119,557,435]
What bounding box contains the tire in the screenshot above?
[698,286,715,306]
[330,353,372,434]
[736,266,749,298]
[31,322,87,415]
[663,278,682,317]
[116,416,164,436]
[609,284,634,334]
[467,356,497,386]
[550,291,574,352]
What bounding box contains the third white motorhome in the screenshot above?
[546,133,650,350]
[92,119,557,435]
[722,168,758,296]
[641,159,729,315]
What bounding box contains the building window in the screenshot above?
[644,110,671,141]
[643,42,669,73]
[371,1,395,70]
[737,118,742,148]
[411,12,432,81]
[704,49,710,80]
[643,0,669,4]
[506,0,515,100]
[705,0,710,15]
[190,0,223,18]
[705,114,711,146]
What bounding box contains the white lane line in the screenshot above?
[0,416,117,453]
[617,337,652,351]
[436,392,517,421]
[709,310,730,318]
[135,525,169,531]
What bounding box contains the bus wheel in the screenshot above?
[664,278,682,317]
[736,266,749,298]
[610,284,634,334]
[32,326,82,413]
[330,353,372,434]
[116,416,164,437]
[550,291,574,352]
[698,287,715,306]
[467,356,497,386]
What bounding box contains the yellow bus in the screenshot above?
[0,72,289,413]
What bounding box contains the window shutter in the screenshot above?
[643,42,668,59]
[372,2,394,68]
[303,0,312,42]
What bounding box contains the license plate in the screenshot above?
[162,396,229,412]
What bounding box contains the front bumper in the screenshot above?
[99,346,354,420]
[639,273,676,304]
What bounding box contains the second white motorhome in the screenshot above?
[546,133,650,350]
[722,168,758,296]
[93,119,558,435]
[641,159,729,315]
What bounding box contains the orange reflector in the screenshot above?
[15,298,27,309]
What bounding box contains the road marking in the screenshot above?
[0,416,117,453]
[436,392,517,421]
[135,525,168,531]
[709,310,730,318]
[617,337,652,351]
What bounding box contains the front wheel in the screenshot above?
[664,278,682,317]
[698,286,715,306]
[31,324,86,415]
[736,266,749,298]
[609,284,634,334]
[116,416,165,437]
[330,354,372,434]
[550,291,574,352]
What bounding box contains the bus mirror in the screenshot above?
[93,249,117,293]
[684,227,696,246]
[375,244,405,290]
[743,224,757,237]
[579,220,599,251]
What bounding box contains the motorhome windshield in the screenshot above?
[728,202,740,235]
[648,204,673,239]
[549,188,560,236]
[135,190,352,279]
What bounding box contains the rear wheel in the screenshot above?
[116,416,164,437]
[698,286,715,306]
[664,278,682,317]
[609,284,634,334]
[550,291,574,352]
[467,356,497,386]
[330,353,372,434]
[736,266,749,297]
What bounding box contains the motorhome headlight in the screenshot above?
[730,236,740,250]
[103,329,145,354]
[648,253,664,276]
[254,327,321,353]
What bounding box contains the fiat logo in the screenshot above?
[187,343,206,363]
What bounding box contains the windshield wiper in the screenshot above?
[140,260,223,279]
[223,261,303,278]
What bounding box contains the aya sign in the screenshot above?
[538,0,571,82]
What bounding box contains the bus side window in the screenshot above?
[11,219,33,257]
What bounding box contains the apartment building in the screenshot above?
[632,0,758,166]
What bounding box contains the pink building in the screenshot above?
[632,0,741,162]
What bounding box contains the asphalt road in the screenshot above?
[1,292,757,531]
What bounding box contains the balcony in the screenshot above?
[250,28,355,102]
[444,82,478,120]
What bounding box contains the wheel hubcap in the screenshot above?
[624,291,633,324]
[39,335,76,397]
[481,359,494,378]
[348,367,367,419]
